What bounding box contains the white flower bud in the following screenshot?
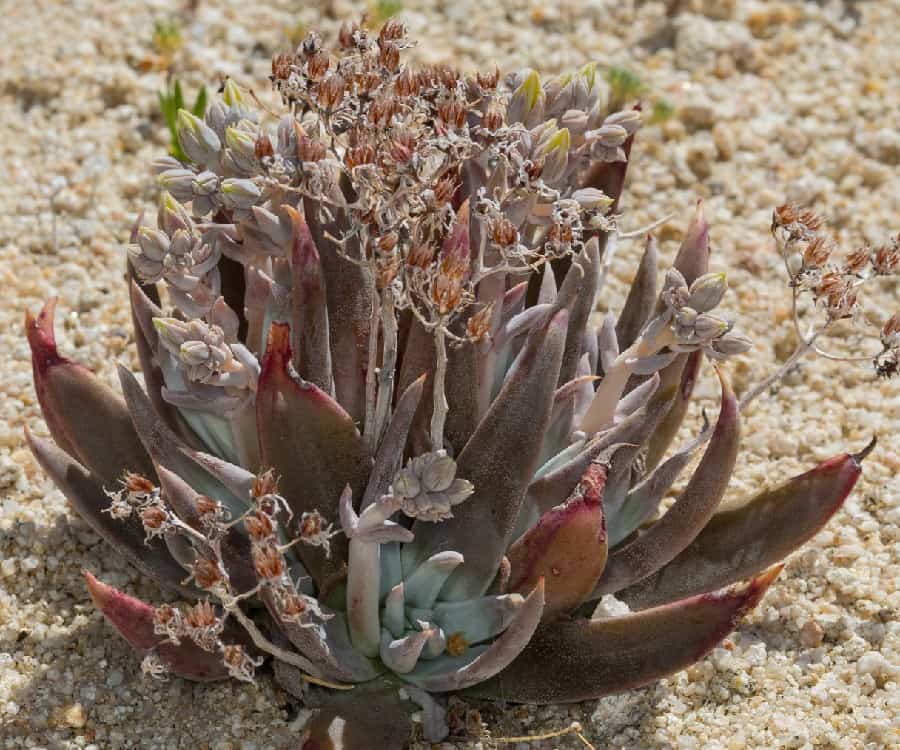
[220,178,262,210]
[571,188,613,211]
[693,313,729,342]
[507,69,545,127]
[176,109,222,166]
[421,451,457,493]
[687,272,728,313]
[711,332,753,357]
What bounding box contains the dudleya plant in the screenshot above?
[25,19,898,749]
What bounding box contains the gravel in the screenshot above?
[1,1,897,748]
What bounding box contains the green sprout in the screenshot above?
[605,66,647,111]
[367,0,404,27]
[152,18,184,62]
[158,80,208,162]
[649,97,675,125]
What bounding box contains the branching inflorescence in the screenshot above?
[24,19,896,749]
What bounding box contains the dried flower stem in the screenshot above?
[372,291,398,448]
[430,325,449,449]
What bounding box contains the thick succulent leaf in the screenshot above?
[644,349,702,471]
[287,206,333,393]
[433,594,525,645]
[361,374,425,509]
[518,397,669,536]
[84,571,229,681]
[472,567,780,704]
[595,369,740,595]
[557,237,601,386]
[117,365,249,516]
[404,552,464,609]
[380,628,431,674]
[407,310,568,601]
[608,444,694,547]
[444,328,482,454]
[615,234,658,352]
[619,448,865,609]
[395,317,436,455]
[672,199,710,286]
[508,463,607,621]
[26,299,155,485]
[256,323,371,585]
[304,197,374,424]
[27,431,196,597]
[403,579,545,692]
[156,466,257,594]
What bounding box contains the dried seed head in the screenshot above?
[252,469,279,499]
[271,53,293,81]
[195,494,220,516]
[123,472,156,496]
[184,599,219,630]
[297,134,327,163]
[481,106,504,132]
[338,21,360,49]
[883,312,900,343]
[254,133,274,160]
[379,42,401,73]
[253,542,286,580]
[152,603,181,642]
[466,303,494,342]
[475,67,501,92]
[491,217,519,248]
[432,175,457,206]
[306,50,330,81]
[872,243,899,275]
[141,653,169,681]
[802,236,833,269]
[407,242,436,269]
[431,258,467,314]
[379,19,406,43]
[192,557,225,590]
[345,143,377,169]
[318,74,345,110]
[244,510,275,542]
[844,246,871,274]
[394,67,419,97]
[140,505,169,536]
[221,644,261,683]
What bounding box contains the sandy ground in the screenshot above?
[0,0,898,747]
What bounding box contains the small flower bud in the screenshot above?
[507,69,544,127]
[540,127,570,184]
[693,313,730,342]
[220,178,262,210]
[571,188,613,212]
[176,109,222,166]
[253,543,286,580]
[421,452,457,493]
[711,332,753,357]
[686,272,728,313]
[222,78,244,107]
[158,168,196,203]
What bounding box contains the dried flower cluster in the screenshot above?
[24,21,886,749]
[772,204,900,379]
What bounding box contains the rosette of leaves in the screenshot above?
[25,20,870,749]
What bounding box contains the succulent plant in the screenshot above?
[25,20,880,749]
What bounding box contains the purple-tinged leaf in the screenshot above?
[27,430,195,596]
[620,447,867,609]
[408,311,568,601]
[287,206,333,394]
[84,571,229,681]
[304,197,374,425]
[256,323,371,585]
[644,349,703,471]
[26,299,155,485]
[615,234,659,352]
[117,365,249,516]
[361,374,425,509]
[558,237,601,386]
[596,369,740,595]
[508,463,608,620]
[473,567,781,703]
[405,579,545,692]
[672,199,710,287]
